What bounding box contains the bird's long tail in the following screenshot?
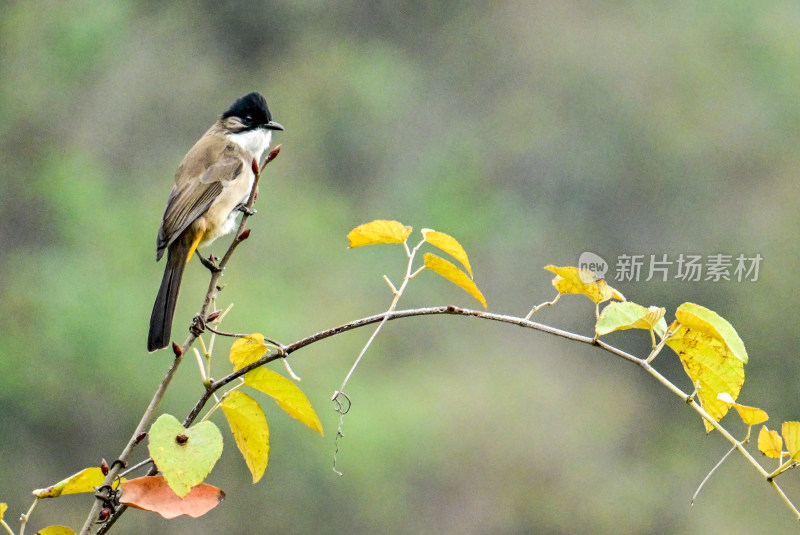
[148,242,191,352]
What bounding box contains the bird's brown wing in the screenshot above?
[156,135,245,259]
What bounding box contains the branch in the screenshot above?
[170,304,787,516]
[82,147,282,535]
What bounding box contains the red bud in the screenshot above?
[238,229,251,241]
[175,434,189,445]
[100,458,109,476]
[99,507,112,521]
[251,158,259,175]
[267,144,282,161]
[135,432,147,444]
[172,342,182,357]
[207,310,221,322]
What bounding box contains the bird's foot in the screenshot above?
[197,251,222,273]
[237,203,257,216]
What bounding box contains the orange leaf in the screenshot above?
[119,476,225,519]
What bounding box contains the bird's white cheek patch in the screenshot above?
[228,128,272,161]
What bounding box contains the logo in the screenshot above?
[578,251,608,282]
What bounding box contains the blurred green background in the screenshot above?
[2,1,800,533]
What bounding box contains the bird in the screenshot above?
[148,92,283,352]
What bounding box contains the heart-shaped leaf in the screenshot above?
[148,414,223,498]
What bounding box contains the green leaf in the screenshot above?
[221,391,270,483]
[148,414,223,498]
[245,368,323,435]
[595,301,667,338]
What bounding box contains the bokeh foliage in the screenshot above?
[2,1,800,533]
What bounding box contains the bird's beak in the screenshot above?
[265,121,284,131]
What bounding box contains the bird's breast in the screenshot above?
[198,167,254,247]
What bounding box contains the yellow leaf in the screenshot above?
[666,322,745,433]
[33,467,123,498]
[0,503,6,521]
[716,393,768,426]
[35,527,75,535]
[544,265,625,304]
[229,334,268,371]
[734,405,768,426]
[423,253,487,308]
[245,367,323,435]
[758,426,783,459]
[347,220,412,248]
[421,229,473,278]
[782,422,800,460]
[595,301,667,338]
[221,391,270,483]
[674,302,748,364]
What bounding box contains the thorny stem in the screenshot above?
[82,147,281,535]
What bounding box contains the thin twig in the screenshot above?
[692,444,737,505]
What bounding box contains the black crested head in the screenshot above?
[222,92,282,130]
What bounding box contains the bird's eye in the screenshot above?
[244,115,253,124]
